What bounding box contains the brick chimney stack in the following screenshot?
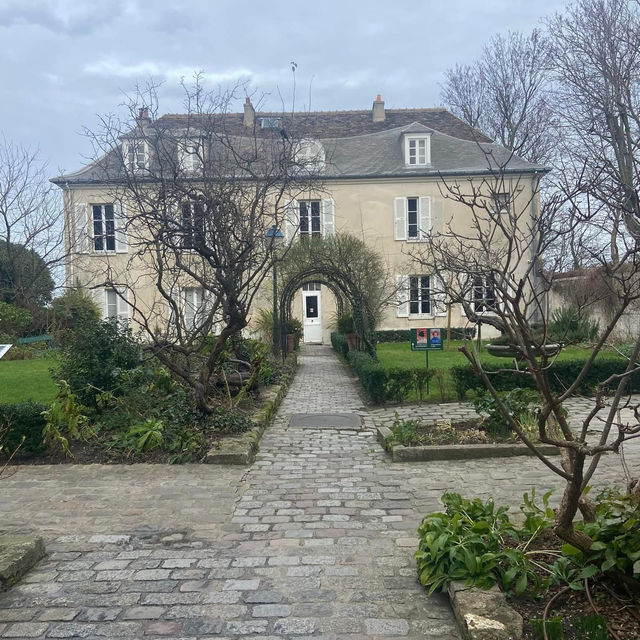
[372,94,385,122]
[244,97,255,127]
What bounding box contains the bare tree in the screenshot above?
[77,79,322,413]
[410,149,640,551]
[0,138,64,310]
[441,30,556,165]
[547,0,640,264]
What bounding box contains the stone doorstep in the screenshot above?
[205,382,286,465]
[0,535,46,591]
[448,581,523,640]
[376,426,560,462]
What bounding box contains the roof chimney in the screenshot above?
[372,94,385,122]
[244,97,255,127]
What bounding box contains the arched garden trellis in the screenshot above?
[276,234,391,357]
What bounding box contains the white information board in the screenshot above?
[0,344,12,360]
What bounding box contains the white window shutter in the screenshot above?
[91,288,106,319]
[117,289,130,323]
[73,203,88,253]
[395,275,409,317]
[321,199,335,237]
[115,203,128,253]
[284,200,297,242]
[433,275,447,317]
[431,197,444,235]
[419,196,431,239]
[394,198,407,241]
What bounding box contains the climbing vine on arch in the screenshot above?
[277,234,392,356]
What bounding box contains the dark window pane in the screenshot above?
[92,205,102,220]
[305,295,318,318]
[421,299,430,314]
[94,235,103,251]
[104,204,114,220]
[105,236,115,251]
[407,198,418,238]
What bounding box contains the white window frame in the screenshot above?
[178,138,204,172]
[394,196,431,241]
[180,200,205,250]
[99,288,130,324]
[105,288,118,320]
[404,135,431,166]
[124,139,148,173]
[302,282,321,291]
[183,287,204,329]
[472,275,498,315]
[299,200,322,238]
[409,275,432,317]
[91,204,116,253]
[493,192,511,214]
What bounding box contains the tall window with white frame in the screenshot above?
[299,200,321,238]
[407,197,419,239]
[181,201,204,250]
[473,275,496,312]
[93,204,116,252]
[105,288,118,320]
[183,287,203,329]
[409,275,431,315]
[408,139,427,165]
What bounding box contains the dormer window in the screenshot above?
[260,117,281,129]
[179,138,204,173]
[125,140,148,172]
[404,135,431,166]
[295,139,325,172]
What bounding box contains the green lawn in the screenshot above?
[375,341,599,403]
[0,356,58,405]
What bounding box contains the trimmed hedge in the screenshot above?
[374,328,475,343]
[344,350,435,404]
[451,357,640,400]
[0,402,48,456]
[331,332,349,359]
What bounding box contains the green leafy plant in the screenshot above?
[42,380,92,457]
[0,402,48,456]
[412,368,434,401]
[472,388,539,438]
[549,304,599,344]
[126,419,164,452]
[336,313,355,334]
[416,492,533,595]
[55,316,140,406]
[0,301,32,337]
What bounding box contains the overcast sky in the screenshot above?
[0,0,570,175]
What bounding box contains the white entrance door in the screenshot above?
[302,284,322,343]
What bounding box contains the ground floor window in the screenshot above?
[409,275,431,315]
[473,275,496,312]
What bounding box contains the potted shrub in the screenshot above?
[284,318,302,351]
[337,313,357,351]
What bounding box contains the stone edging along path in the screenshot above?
[376,425,560,462]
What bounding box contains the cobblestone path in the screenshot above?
[1,345,637,638]
[0,345,457,639]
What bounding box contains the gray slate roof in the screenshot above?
[52,109,546,185]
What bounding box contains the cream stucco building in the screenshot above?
[52,96,546,345]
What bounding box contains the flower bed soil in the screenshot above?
[507,532,640,640]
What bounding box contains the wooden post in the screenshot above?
[446,303,452,350]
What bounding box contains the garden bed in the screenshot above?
[507,530,640,640]
[378,416,559,462]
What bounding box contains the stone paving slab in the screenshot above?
[0,344,637,639]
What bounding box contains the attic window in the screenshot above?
[125,140,148,172]
[404,135,430,166]
[295,139,325,172]
[260,117,281,129]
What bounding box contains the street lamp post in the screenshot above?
[266,226,285,352]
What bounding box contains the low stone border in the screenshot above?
[205,356,296,465]
[448,581,523,640]
[0,534,45,591]
[377,426,559,462]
